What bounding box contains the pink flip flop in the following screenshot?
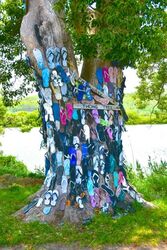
[66,103,73,121]
[92,109,100,124]
[60,108,67,126]
[106,127,113,140]
[113,66,118,84]
[76,149,82,165]
[102,67,110,83]
[90,195,96,208]
[108,66,114,83]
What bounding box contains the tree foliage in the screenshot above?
[0,0,166,108]
[0,0,34,106]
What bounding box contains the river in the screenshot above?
[0,125,166,173]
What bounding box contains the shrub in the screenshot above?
[0,155,29,177]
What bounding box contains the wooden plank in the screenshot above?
[89,83,115,104]
[73,103,119,110]
[78,77,115,104]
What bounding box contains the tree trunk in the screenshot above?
[16,0,155,225]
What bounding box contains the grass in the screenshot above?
[0,156,166,248]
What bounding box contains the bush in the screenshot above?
[0,155,29,177]
[127,160,167,200]
[3,110,41,129]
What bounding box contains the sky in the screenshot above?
[123,67,140,93]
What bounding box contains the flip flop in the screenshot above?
[96,124,106,142]
[61,83,68,96]
[76,195,84,209]
[51,190,59,206]
[108,82,115,97]
[33,48,45,70]
[108,66,114,83]
[109,154,117,173]
[43,205,52,215]
[96,68,103,85]
[83,124,90,141]
[43,102,54,122]
[81,143,88,159]
[46,47,55,69]
[56,151,63,167]
[76,148,82,165]
[40,87,52,106]
[56,65,70,84]
[44,190,52,205]
[103,84,109,96]
[77,83,85,101]
[23,199,38,214]
[52,103,60,121]
[64,158,70,176]
[92,109,100,124]
[101,184,115,198]
[76,165,83,184]
[85,82,93,101]
[87,177,94,196]
[72,109,79,120]
[113,171,119,188]
[102,67,110,83]
[93,155,99,172]
[68,146,77,167]
[61,47,68,67]
[66,103,73,121]
[90,195,96,208]
[80,109,86,125]
[42,68,50,88]
[54,47,61,65]
[70,71,78,86]
[92,170,99,187]
[60,108,67,126]
[36,197,43,207]
[56,166,64,185]
[113,66,118,84]
[106,127,113,140]
[61,175,68,193]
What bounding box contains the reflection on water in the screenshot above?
[0,125,167,172]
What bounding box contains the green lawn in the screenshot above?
[0,156,166,248]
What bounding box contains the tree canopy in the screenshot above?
[0,0,166,109]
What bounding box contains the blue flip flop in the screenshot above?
[42,68,50,88]
[81,143,88,159]
[43,206,52,215]
[46,47,55,69]
[113,171,119,188]
[85,83,93,101]
[68,146,76,166]
[72,109,78,120]
[52,103,60,121]
[23,199,38,214]
[87,177,94,196]
[54,47,61,66]
[56,65,70,84]
[96,67,103,85]
[77,83,85,101]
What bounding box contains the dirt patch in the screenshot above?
[0,174,43,188]
[0,243,167,250]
